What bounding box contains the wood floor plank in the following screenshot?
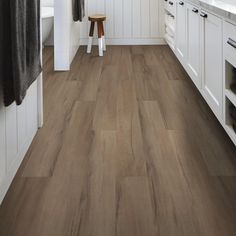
[138,100,166,130]
[132,56,160,101]
[139,117,201,236]
[153,45,187,80]
[93,65,119,131]
[0,178,49,236]
[1,46,236,236]
[26,101,94,236]
[116,177,157,236]
[69,56,103,101]
[169,130,236,235]
[78,131,117,236]
[177,96,236,176]
[21,80,82,177]
[115,78,147,177]
[149,66,188,130]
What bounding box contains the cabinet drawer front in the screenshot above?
[176,1,186,62]
[202,11,223,118]
[224,21,236,56]
[186,3,201,87]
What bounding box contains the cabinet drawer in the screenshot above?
[224,21,236,56]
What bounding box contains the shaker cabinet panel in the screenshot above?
[186,3,201,88]
[176,0,186,63]
[201,11,223,118]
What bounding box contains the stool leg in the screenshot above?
[97,22,103,57]
[87,21,95,54]
[101,22,106,51]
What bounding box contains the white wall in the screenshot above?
[80,0,165,45]
[42,0,54,7]
[54,0,80,70]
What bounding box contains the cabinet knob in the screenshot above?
[169,1,174,5]
[200,12,208,18]
[192,8,198,13]
[179,1,184,5]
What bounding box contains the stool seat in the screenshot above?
[88,14,106,22]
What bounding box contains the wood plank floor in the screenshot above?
[1,46,236,236]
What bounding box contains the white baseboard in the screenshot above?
[80,38,166,46]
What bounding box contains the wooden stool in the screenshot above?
[87,14,106,57]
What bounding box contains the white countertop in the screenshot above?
[187,0,236,22]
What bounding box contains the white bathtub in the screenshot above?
[42,7,54,43]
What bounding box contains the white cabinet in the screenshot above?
[173,1,235,144]
[186,3,201,88]
[201,11,223,118]
[176,0,186,63]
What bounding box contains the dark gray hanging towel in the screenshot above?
[0,0,15,106]
[72,0,85,22]
[0,0,42,106]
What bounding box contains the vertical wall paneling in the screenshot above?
[0,79,39,204]
[80,0,89,39]
[42,0,54,7]
[5,104,18,172]
[141,0,150,38]
[80,0,165,45]
[17,100,27,150]
[132,0,141,38]
[150,0,159,37]
[96,0,105,14]
[158,0,165,37]
[26,81,38,140]
[105,0,114,38]
[114,0,123,38]
[123,0,132,38]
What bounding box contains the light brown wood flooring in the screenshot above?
[1,46,236,236]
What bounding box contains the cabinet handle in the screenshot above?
[179,1,184,5]
[169,1,174,5]
[200,12,208,18]
[192,8,198,13]
[227,38,236,49]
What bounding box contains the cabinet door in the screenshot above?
[186,3,201,88]
[176,0,186,64]
[201,11,223,118]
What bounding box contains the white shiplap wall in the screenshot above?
[0,80,39,204]
[80,0,165,45]
[41,0,54,7]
